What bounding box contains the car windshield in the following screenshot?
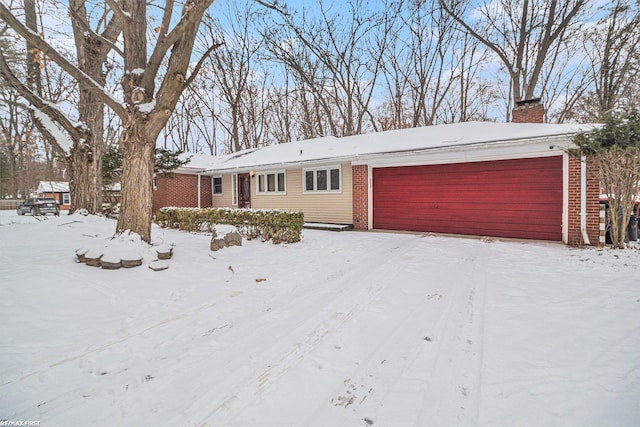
[37,198,58,203]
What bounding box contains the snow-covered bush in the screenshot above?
[154,207,304,244]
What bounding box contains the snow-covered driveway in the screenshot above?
[1,211,639,426]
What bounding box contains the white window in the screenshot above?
[257,171,286,194]
[62,193,71,205]
[303,166,341,193]
[212,176,222,195]
[231,173,238,205]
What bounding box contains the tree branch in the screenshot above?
[0,50,83,153]
[184,40,224,87]
[104,0,130,23]
[438,0,513,72]
[145,0,215,137]
[0,3,127,118]
[145,0,212,89]
[252,0,280,12]
[68,0,124,58]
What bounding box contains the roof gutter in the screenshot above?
[352,134,572,166]
[201,155,361,174]
[191,133,578,175]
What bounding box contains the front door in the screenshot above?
[238,173,251,208]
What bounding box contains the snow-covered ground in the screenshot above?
[1,210,639,426]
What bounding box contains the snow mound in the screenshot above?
[77,229,169,269]
[214,224,238,238]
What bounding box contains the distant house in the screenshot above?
[37,181,70,210]
[153,101,601,246]
[103,182,122,205]
[36,181,123,211]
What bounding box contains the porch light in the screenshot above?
[250,170,256,178]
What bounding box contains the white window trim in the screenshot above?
[256,170,287,195]
[211,176,223,196]
[231,173,238,205]
[62,193,71,205]
[303,165,342,194]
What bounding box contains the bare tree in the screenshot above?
[440,31,497,123]
[185,74,220,154]
[0,1,279,242]
[573,109,640,248]
[0,1,121,213]
[200,3,269,152]
[66,0,122,213]
[380,0,492,127]
[0,89,37,198]
[0,5,65,198]
[402,0,458,126]
[163,90,198,152]
[264,0,393,137]
[110,0,226,242]
[441,0,590,120]
[567,0,640,122]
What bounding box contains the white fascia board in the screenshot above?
[352,135,573,168]
[187,134,575,175]
[202,158,356,175]
[173,168,209,176]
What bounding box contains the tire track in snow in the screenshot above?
[300,271,456,426]
[295,238,490,427]
[3,237,394,422]
[0,300,220,389]
[191,237,428,426]
[411,242,489,427]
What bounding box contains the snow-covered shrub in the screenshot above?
[154,207,304,244]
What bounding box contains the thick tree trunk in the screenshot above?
[116,121,155,243]
[69,89,104,214]
[69,1,111,214]
[69,133,102,214]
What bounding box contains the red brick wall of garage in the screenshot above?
[352,165,369,230]
[153,174,212,212]
[566,156,600,246]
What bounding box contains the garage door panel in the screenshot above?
[373,156,563,240]
[381,217,560,240]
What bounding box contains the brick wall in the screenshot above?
[566,156,600,246]
[352,165,369,230]
[152,173,212,212]
[512,102,545,124]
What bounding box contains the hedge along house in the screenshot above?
[37,181,71,210]
[153,120,600,246]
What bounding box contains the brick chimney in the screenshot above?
[512,98,545,123]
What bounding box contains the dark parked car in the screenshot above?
[17,198,60,216]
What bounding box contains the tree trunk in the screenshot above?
[69,131,102,214]
[68,0,114,214]
[69,74,105,214]
[116,120,155,243]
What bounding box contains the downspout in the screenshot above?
[580,156,591,245]
[197,173,201,209]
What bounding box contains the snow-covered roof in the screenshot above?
[104,183,122,192]
[37,181,69,193]
[179,121,595,173]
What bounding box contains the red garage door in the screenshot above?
[372,156,563,241]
